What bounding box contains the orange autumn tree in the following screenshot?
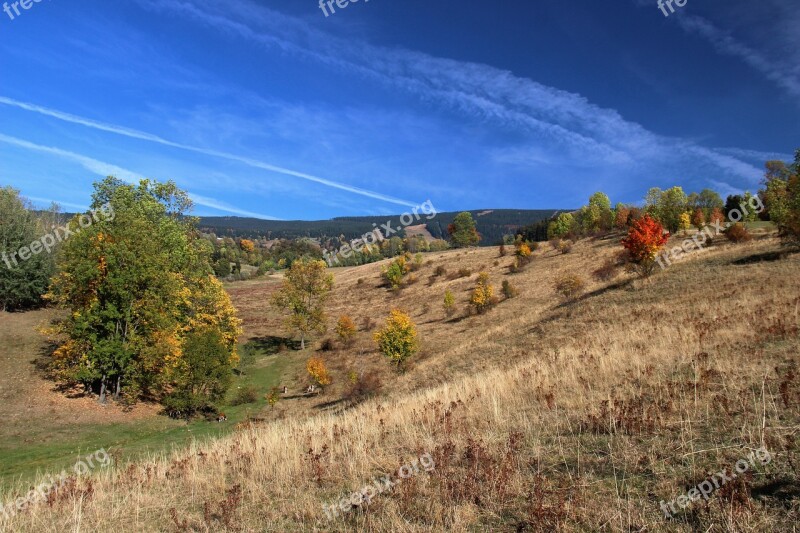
[239,239,255,253]
[335,315,357,346]
[709,207,725,226]
[692,208,706,230]
[621,214,669,277]
[306,357,332,387]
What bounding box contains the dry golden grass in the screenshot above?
[2,233,798,532]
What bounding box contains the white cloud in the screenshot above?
[137,0,770,189]
[0,96,417,209]
[0,132,280,219]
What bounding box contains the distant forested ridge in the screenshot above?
[196,209,564,245]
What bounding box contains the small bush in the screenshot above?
[374,310,419,368]
[447,268,472,280]
[361,316,376,331]
[557,240,573,254]
[357,278,364,285]
[724,223,752,243]
[230,386,259,406]
[554,274,586,301]
[592,258,620,282]
[499,244,507,257]
[306,357,332,386]
[382,253,412,290]
[343,370,383,404]
[412,253,424,271]
[443,289,456,317]
[434,265,447,277]
[319,338,335,351]
[266,388,280,409]
[501,280,518,299]
[335,315,357,346]
[469,272,497,314]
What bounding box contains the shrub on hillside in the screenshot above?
[470,272,497,314]
[554,274,586,301]
[335,315,357,346]
[443,289,456,317]
[374,310,419,369]
[433,265,447,277]
[230,386,259,406]
[306,357,332,387]
[501,280,518,299]
[343,370,383,404]
[412,253,424,271]
[447,267,472,280]
[592,258,620,282]
[621,215,669,277]
[724,223,752,243]
[382,253,412,290]
[557,239,573,254]
[319,338,335,352]
[361,316,376,331]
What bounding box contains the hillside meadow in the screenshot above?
[0,226,797,532]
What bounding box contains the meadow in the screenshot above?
[1,226,797,531]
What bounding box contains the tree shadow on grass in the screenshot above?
[247,336,301,354]
[731,249,797,265]
[553,278,633,311]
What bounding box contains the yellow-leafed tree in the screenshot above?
[374,310,419,368]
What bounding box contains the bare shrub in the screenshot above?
[725,223,752,243]
[553,274,586,301]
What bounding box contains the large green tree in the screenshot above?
[687,189,724,218]
[0,187,56,311]
[47,177,241,407]
[646,186,688,233]
[272,258,334,349]
[548,212,575,239]
[447,212,481,247]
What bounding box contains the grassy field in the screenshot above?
[0,309,291,486]
[1,231,798,531]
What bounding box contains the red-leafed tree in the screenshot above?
[621,215,669,277]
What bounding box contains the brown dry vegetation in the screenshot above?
[2,230,799,532]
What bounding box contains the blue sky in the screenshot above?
[0,0,797,220]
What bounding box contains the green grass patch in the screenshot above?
[0,340,288,490]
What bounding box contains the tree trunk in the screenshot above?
[99,375,107,404]
[300,335,305,350]
[114,376,121,399]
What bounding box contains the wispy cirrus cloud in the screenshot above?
[0,96,417,209]
[0,132,280,219]
[135,0,766,190]
[675,14,800,103]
